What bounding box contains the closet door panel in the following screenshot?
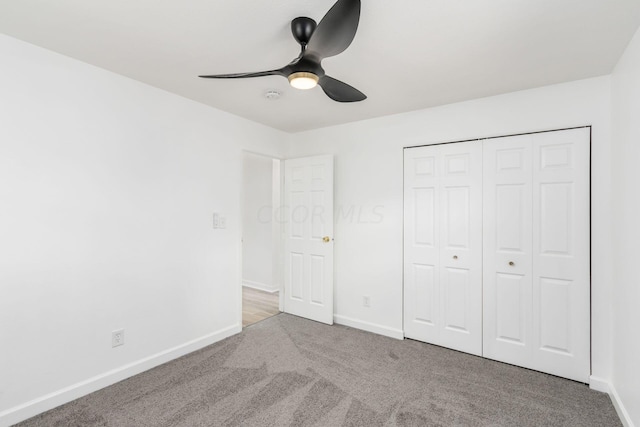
[404,142,482,356]
[495,272,528,344]
[404,148,441,342]
[532,128,590,383]
[483,136,533,366]
[412,263,437,325]
[484,128,590,383]
[438,142,483,355]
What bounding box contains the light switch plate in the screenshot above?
[213,213,226,229]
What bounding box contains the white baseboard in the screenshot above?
[589,376,635,427]
[242,280,279,293]
[0,324,242,427]
[334,315,404,340]
[589,375,610,393]
[609,383,635,427]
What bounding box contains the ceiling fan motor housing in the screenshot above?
[290,56,324,78]
[291,17,317,47]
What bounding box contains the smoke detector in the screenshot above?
[264,90,282,100]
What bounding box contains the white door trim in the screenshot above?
[240,150,285,327]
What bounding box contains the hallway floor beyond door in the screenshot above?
[242,286,279,327]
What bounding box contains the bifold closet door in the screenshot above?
[404,142,483,356]
[483,128,590,383]
[482,135,534,368]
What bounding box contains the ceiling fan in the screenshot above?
[199,0,366,103]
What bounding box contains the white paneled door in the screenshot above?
[404,142,483,356]
[483,128,590,383]
[283,155,334,325]
[482,134,534,368]
[404,128,590,383]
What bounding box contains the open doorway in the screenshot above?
[241,151,282,327]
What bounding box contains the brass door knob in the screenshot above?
[323,236,331,243]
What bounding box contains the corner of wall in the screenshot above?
[590,376,636,427]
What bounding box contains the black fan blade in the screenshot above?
[199,69,285,79]
[319,76,366,102]
[307,0,361,59]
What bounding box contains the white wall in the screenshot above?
[0,27,631,426]
[242,153,275,292]
[611,26,640,426]
[289,77,614,383]
[0,34,287,425]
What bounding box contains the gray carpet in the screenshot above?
[17,314,620,426]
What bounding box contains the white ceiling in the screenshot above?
[1,0,639,133]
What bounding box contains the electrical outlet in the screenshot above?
[363,296,371,308]
[112,329,125,348]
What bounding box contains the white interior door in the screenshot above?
[404,142,483,356]
[483,128,590,383]
[283,155,334,325]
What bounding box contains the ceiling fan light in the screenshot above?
[288,72,319,90]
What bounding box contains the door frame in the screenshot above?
[239,150,285,329]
